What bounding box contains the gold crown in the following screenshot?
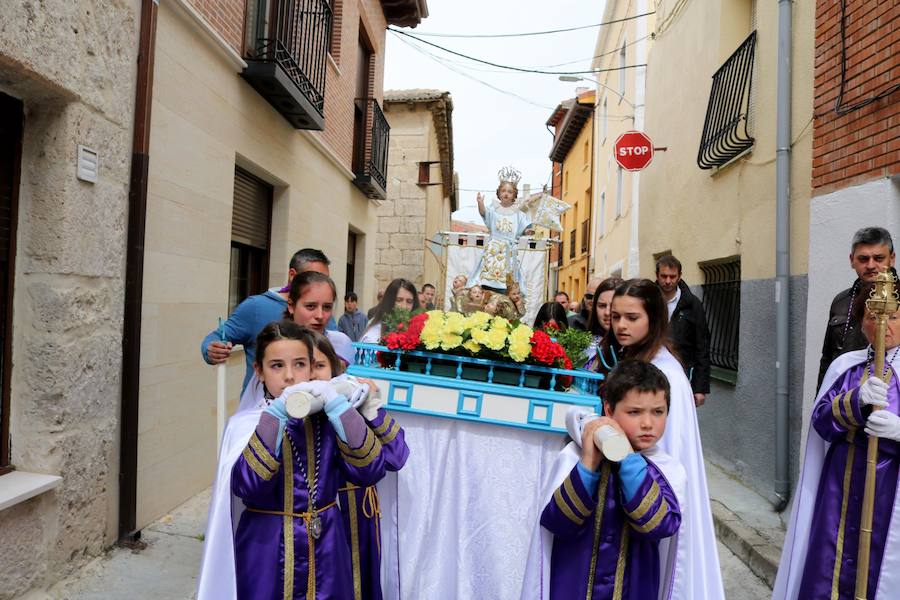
[497,166,522,186]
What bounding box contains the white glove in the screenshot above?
[358,386,384,422]
[294,380,342,404]
[864,409,900,441]
[860,378,889,409]
[331,376,362,400]
[565,406,599,448]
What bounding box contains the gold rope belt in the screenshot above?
[338,484,383,556]
[246,500,337,521]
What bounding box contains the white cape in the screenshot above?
[195,407,260,600]
[652,347,724,599]
[772,348,900,599]
[519,408,688,600]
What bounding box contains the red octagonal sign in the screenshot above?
[614,130,654,171]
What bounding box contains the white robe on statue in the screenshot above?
[772,348,900,600]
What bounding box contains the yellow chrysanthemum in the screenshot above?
[465,311,492,330]
[470,327,490,346]
[444,311,467,335]
[509,340,532,362]
[485,327,508,351]
[463,339,482,354]
[419,313,445,350]
[441,334,463,351]
[490,316,510,331]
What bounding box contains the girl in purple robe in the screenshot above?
[231,321,387,600]
[308,332,410,600]
[775,282,900,599]
[541,360,683,599]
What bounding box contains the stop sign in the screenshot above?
[614,130,654,171]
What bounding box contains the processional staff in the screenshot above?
[856,269,899,600]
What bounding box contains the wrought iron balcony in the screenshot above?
[353,98,390,200]
[697,31,757,169]
[241,0,332,130]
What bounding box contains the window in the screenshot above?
[697,31,757,169]
[618,40,627,99]
[346,231,358,294]
[599,192,606,236]
[583,139,589,166]
[230,167,272,313]
[0,92,22,474]
[700,256,741,372]
[581,220,589,254]
[352,33,373,176]
[615,167,623,216]
[569,229,576,259]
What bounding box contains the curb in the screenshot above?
[711,499,781,589]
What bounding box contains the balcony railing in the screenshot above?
[242,0,332,130]
[353,98,390,200]
[697,31,757,169]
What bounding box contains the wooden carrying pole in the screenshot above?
[855,271,899,599]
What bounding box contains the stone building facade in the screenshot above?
[0,2,141,598]
[377,90,455,306]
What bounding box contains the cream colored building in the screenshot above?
[638,0,814,495]
[589,0,654,279]
[135,0,426,531]
[378,89,456,305]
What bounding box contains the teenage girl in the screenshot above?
[361,278,419,343]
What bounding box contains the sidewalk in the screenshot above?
[706,459,787,588]
[41,490,210,600]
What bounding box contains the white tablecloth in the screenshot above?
[378,412,566,599]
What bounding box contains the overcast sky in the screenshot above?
[384,0,606,221]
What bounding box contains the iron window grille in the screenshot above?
[699,257,741,372]
[352,98,390,199]
[697,31,757,169]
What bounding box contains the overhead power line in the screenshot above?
[390,11,655,39]
[389,29,648,76]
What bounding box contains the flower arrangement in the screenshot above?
[379,309,578,376]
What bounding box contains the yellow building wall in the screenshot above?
[639,0,813,282]
[558,113,594,300]
[136,3,380,527]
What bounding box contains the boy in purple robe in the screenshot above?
[540,360,683,600]
[775,283,900,599]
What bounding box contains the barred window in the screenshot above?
[699,257,740,372]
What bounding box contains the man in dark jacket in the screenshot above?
[656,255,711,407]
[817,227,895,387]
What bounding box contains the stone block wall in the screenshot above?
[0,1,138,597]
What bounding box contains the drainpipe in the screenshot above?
[119,0,157,541]
[773,0,792,512]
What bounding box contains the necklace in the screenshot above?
[840,280,861,346]
[866,345,900,378]
[285,416,323,539]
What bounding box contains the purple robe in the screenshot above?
[338,409,409,600]
[798,364,900,599]
[232,409,386,600]
[541,459,681,599]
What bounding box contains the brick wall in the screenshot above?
[190,0,388,172]
[189,0,246,52]
[812,0,900,193]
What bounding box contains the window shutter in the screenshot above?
[232,167,271,250]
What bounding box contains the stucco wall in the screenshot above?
[0,1,140,597]
[136,2,379,528]
[557,113,593,298]
[698,277,807,496]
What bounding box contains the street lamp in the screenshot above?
[558,75,636,109]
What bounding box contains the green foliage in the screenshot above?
[546,325,593,368]
[380,307,426,337]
